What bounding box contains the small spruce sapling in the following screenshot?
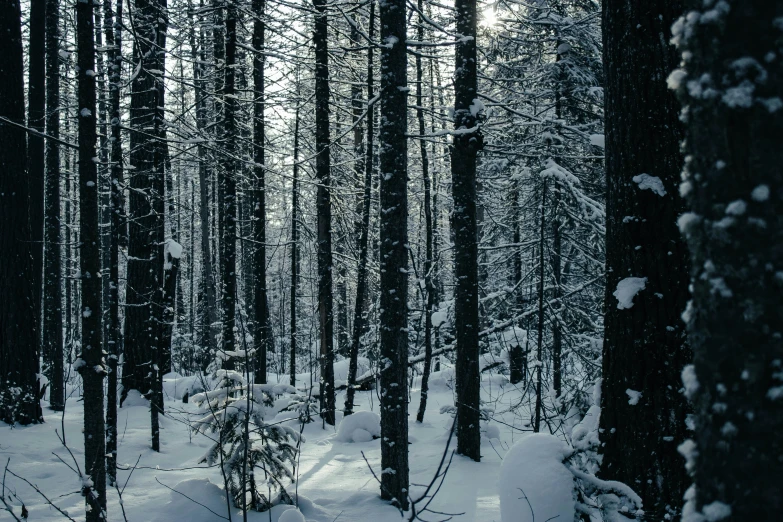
[192,370,302,511]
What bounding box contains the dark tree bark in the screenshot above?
[552,191,563,402]
[189,0,217,370]
[671,2,783,520]
[76,0,107,517]
[43,0,64,413]
[29,0,46,355]
[220,0,238,370]
[103,0,124,484]
[451,0,482,461]
[598,0,690,518]
[212,0,225,306]
[415,0,435,424]
[160,241,180,378]
[252,0,272,384]
[149,4,168,451]
[313,0,336,426]
[289,101,300,387]
[378,0,410,508]
[344,0,374,417]
[124,0,167,455]
[0,0,42,426]
[534,182,545,433]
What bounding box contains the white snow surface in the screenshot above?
[613,277,647,309]
[499,433,575,522]
[335,410,381,443]
[277,508,307,522]
[3,360,550,522]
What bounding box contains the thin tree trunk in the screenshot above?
[189,0,217,370]
[220,0,238,371]
[672,2,783,519]
[534,181,545,433]
[344,0,374,417]
[149,0,168,453]
[415,0,434,424]
[313,0,336,426]
[252,0,271,384]
[76,0,107,516]
[103,0,124,484]
[378,0,409,507]
[289,80,301,387]
[552,191,562,402]
[451,0,482,461]
[43,0,64,413]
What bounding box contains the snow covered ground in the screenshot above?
[0,361,539,522]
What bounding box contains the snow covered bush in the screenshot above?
[278,392,319,424]
[500,380,644,522]
[335,410,380,443]
[567,380,644,521]
[191,370,302,511]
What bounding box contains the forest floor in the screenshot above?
[0,359,537,522]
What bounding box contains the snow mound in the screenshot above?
[162,373,204,401]
[499,434,575,522]
[153,478,227,522]
[277,507,306,522]
[333,356,371,388]
[426,367,456,391]
[336,411,381,443]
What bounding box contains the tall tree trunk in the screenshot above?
[124,0,167,455]
[212,0,225,307]
[534,182,545,433]
[0,0,42,426]
[43,0,64,413]
[671,2,783,520]
[149,0,168,453]
[76,0,107,517]
[252,0,271,384]
[415,0,434,424]
[378,0,409,508]
[451,0,482,461]
[313,0,336,426]
[598,0,690,518]
[29,0,46,360]
[552,192,562,402]
[221,0,238,370]
[94,4,111,358]
[344,0,374,417]
[189,0,217,370]
[103,0,124,484]
[289,101,300,387]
